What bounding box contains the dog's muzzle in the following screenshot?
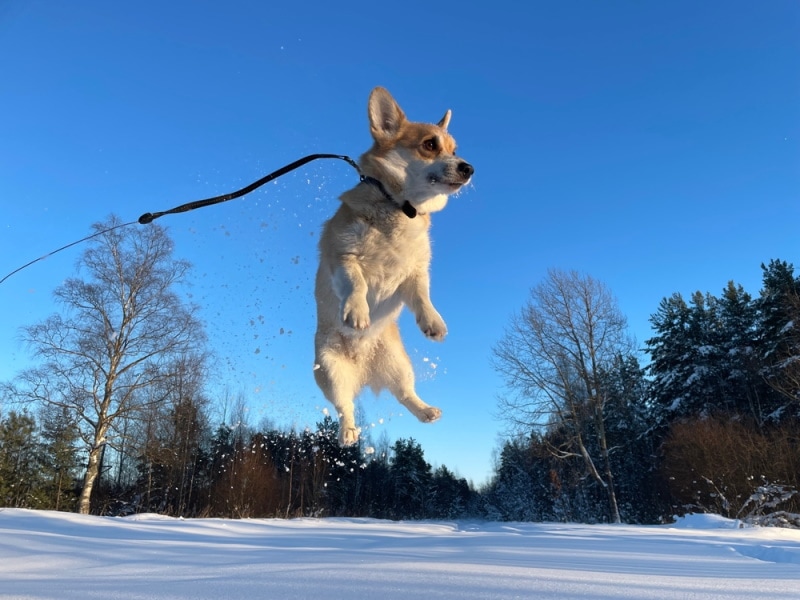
[430,161,474,187]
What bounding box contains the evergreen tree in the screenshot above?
[484,437,542,521]
[310,417,362,517]
[685,291,726,411]
[389,438,432,519]
[757,260,800,414]
[716,281,769,422]
[429,465,473,519]
[357,434,393,518]
[38,405,81,511]
[0,411,43,507]
[647,273,795,427]
[646,292,726,423]
[646,293,693,426]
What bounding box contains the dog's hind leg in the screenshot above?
[314,345,363,446]
[371,323,442,424]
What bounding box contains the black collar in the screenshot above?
[361,176,417,218]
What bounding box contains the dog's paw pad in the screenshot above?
[423,327,447,341]
[419,407,442,423]
[418,313,447,341]
[338,427,361,447]
[342,297,371,330]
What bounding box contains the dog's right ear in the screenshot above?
[368,87,406,143]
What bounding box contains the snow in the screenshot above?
[1,510,799,599]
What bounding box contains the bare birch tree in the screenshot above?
[492,269,634,523]
[13,216,206,514]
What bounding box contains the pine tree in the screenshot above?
[646,292,724,424]
[757,260,800,415]
[310,416,361,517]
[716,281,768,422]
[484,437,540,521]
[0,411,43,507]
[357,433,393,518]
[389,438,432,519]
[429,465,474,519]
[646,293,692,425]
[38,405,81,511]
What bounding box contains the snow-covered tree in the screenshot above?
[484,437,543,521]
[757,260,800,414]
[389,438,433,519]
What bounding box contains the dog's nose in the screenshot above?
[457,161,474,179]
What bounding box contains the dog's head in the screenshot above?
[360,87,474,215]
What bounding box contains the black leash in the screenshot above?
[140,153,371,223]
[1,153,413,286]
[0,220,137,286]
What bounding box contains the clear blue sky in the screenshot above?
[1,1,798,486]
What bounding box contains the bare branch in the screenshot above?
[8,215,207,514]
[492,269,634,522]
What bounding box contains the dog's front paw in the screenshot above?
[419,406,442,423]
[339,426,361,447]
[418,310,447,341]
[342,297,370,330]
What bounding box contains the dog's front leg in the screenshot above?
[333,255,371,330]
[401,272,447,341]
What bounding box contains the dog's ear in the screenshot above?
[368,87,406,142]
[437,110,451,131]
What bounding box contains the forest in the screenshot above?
[1,217,798,525]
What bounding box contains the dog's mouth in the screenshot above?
[428,175,468,190]
[427,162,474,190]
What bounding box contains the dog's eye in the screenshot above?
[422,138,438,152]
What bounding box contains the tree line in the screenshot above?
[486,262,799,525]
[1,217,798,523]
[0,404,478,519]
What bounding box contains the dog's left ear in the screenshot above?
[437,110,451,131]
[368,87,407,143]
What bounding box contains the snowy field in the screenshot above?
[1,509,799,599]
